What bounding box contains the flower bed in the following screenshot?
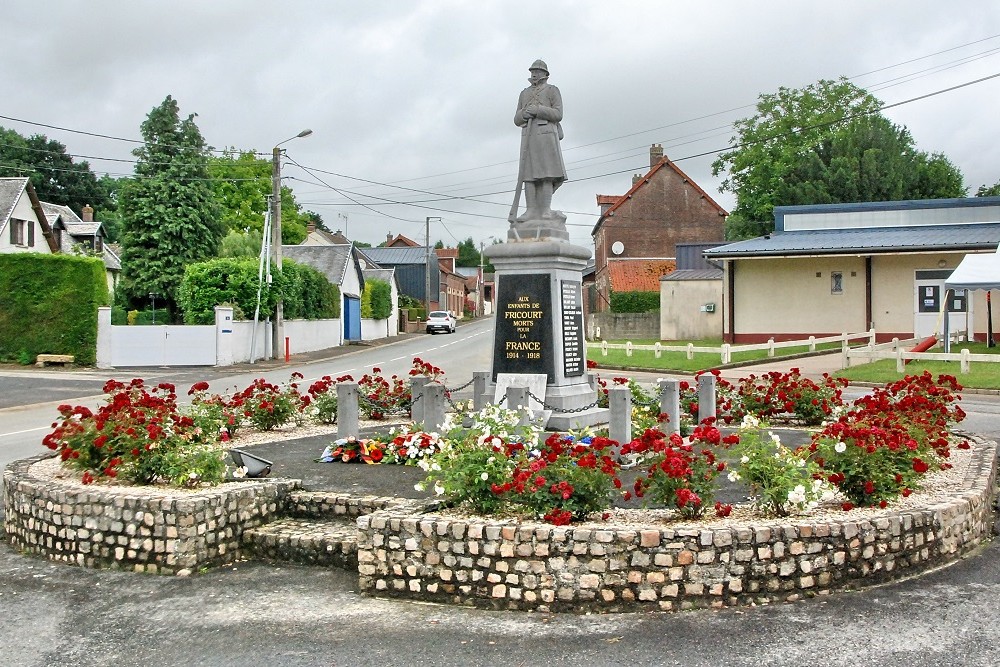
[355,433,996,612]
[3,454,299,575]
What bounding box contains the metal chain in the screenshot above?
[443,377,476,393]
[357,393,409,416]
[524,389,602,414]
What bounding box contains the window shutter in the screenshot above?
[8,221,14,245]
[27,221,34,247]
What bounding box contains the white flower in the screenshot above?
[728,471,742,482]
[740,455,750,464]
[834,441,847,453]
[433,482,445,496]
[769,432,781,444]
[414,482,426,492]
[232,466,247,479]
[741,414,760,429]
[487,456,495,464]
[431,462,441,472]
[480,472,489,481]
[787,484,807,506]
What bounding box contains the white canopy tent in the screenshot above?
[942,248,1000,351]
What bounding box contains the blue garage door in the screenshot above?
[344,296,361,341]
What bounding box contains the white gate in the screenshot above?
[111,325,216,367]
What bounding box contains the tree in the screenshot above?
[977,180,1000,197]
[775,116,965,207]
[711,77,964,238]
[456,237,481,267]
[0,126,109,216]
[118,96,224,319]
[206,149,311,244]
[219,228,263,258]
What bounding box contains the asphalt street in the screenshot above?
[2,327,999,666]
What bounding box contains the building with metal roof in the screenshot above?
[703,197,1000,343]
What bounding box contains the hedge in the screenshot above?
[0,253,109,365]
[178,257,340,325]
[609,290,660,313]
[362,278,393,320]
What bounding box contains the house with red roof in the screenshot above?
[591,145,728,314]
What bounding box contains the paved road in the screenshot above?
[2,326,1000,666]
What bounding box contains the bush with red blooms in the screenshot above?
[186,380,243,439]
[621,419,733,519]
[731,368,847,426]
[418,428,622,525]
[42,378,226,487]
[810,372,966,507]
[505,433,622,524]
[232,373,307,431]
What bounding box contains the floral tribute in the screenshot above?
[42,378,226,486]
[809,372,966,507]
[320,436,387,464]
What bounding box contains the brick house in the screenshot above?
[590,145,728,312]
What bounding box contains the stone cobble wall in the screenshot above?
[357,438,997,612]
[3,455,300,575]
[286,490,423,519]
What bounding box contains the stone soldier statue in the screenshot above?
[510,59,568,225]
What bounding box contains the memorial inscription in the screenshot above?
[560,280,585,377]
[492,274,554,381]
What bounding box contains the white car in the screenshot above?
[425,310,457,334]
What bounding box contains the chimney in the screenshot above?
[82,204,94,222]
[650,144,664,168]
[387,232,394,244]
[306,220,316,233]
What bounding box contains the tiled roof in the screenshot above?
[660,268,722,281]
[0,177,28,228]
[704,223,1000,258]
[608,259,676,292]
[361,246,429,265]
[436,248,458,258]
[386,234,421,247]
[283,244,352,285]
[41,201,81,224]
[593,158,728,234]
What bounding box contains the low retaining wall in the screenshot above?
[356,437,997,612]
[3,454,300,574]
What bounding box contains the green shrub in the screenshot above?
[178,257,340,324]
[364,278,393,320]
[609,290,659,313]
[0,253,109,364]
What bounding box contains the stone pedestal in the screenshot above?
[484,239,608,430]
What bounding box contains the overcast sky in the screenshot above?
[4,1,1000,248]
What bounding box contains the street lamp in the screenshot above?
[271,128,312,359]
[149,292,158,325]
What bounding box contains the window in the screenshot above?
[8,219,25,246]
[831,271,843,294]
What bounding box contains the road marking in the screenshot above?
[0,425,49,438]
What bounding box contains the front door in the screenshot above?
[344,296,361,341]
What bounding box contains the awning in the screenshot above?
[945,249,1000,290]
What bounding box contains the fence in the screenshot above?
[587,331,875,365]
[332,373,720,455]
[842,333,1000,373]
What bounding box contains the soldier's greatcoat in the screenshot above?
[514,81,567,188]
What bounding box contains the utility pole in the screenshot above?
[424,217,441,317]
[270,129,312,360]
[479,240,484,317]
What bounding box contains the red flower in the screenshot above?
[912,458,929,474]
[842,502,855,511]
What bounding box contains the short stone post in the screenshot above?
[696,373,717,423]
[410,376,428,425]
[505,386,530,426]
[422,382,446,431]
[658,378,681,436]
[336,382,359,440]
[609,385,632,451]
[472,371,489,411]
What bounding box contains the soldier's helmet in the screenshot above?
[528,59,549,74]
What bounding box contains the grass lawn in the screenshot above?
[834,342,1000,389]
[587,339,842,373]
